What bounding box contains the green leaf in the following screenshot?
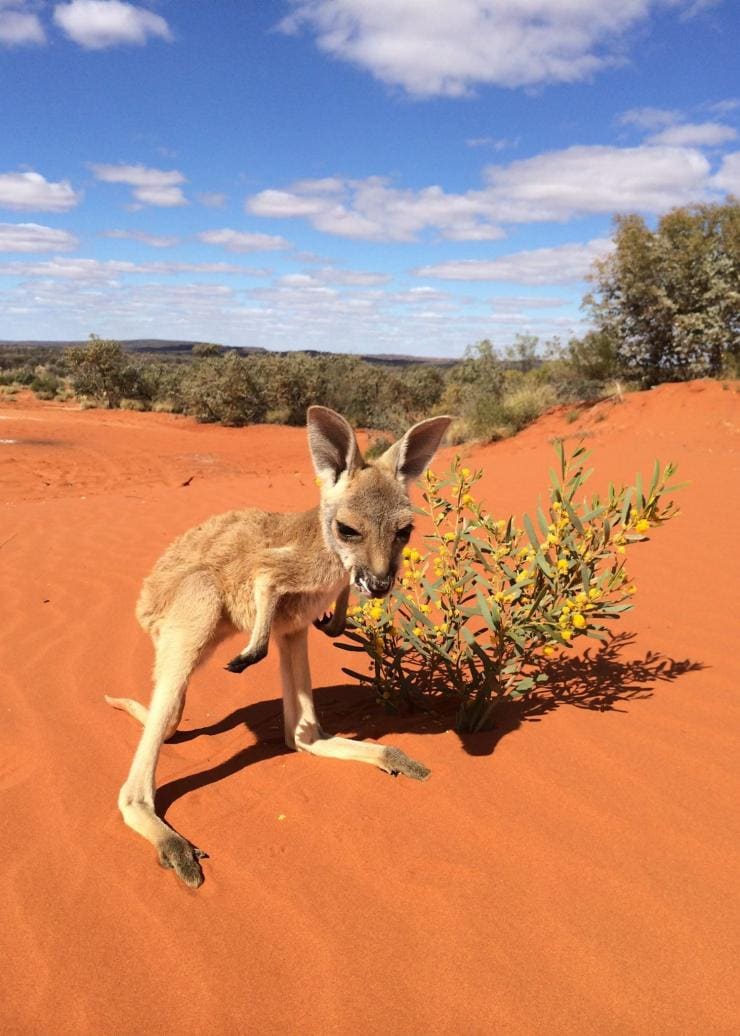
[620,488,633,526]
[649,458,660,498]
[581,504,606,522]
[534,551,554,577]
[462,626,494,671]
[635,471,644,510]
[563,498,584,534]
[341,667,372,682]
[405,600,432,625]
[537,505,550,539]
[475,590,500,630]
[523,512,539,549]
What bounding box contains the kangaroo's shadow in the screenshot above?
[156,632,704,819]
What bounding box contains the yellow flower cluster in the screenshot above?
[556,587,602,641]
[349,598,387,626]
[625,507,651,537]
[401,545,424,589]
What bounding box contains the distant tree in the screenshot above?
[65,334,135,408]
[505,333,540,372]
[584,199,740,386]
[567,329,619,384]
[442,339,506,437]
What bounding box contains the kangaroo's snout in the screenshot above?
[354,569,395,598]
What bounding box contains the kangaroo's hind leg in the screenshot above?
[115,573,222,888]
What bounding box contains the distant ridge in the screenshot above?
[0,339,457,367]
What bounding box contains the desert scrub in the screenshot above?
[338,443,681,732]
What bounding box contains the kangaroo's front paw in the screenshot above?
[381,746,431,782]
[313,611,345,638]
[157,835,207,888]
[224,645,267,674]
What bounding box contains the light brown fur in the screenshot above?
[106,406,451,887]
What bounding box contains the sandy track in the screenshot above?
[1,382,738,1033]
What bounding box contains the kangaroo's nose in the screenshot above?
[366,573,393,597]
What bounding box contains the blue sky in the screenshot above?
[1,0,738,356]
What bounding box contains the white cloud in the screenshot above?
[248,177,505,242]
[278,1,705,97]
[104,229,180,247]
[0,256,585,355]
[90,163,187,206]
[197,192,228,208]
[0,170,81,211]
[0,222,79,252]
[0,2,46,45]
[466,136,519,151]
[711,151,740,194]
[0,257,271,279]
[647,122,737,147]
[481,145,712,222]
[53,0,172,49]
[415,238,613,284]
[703,98,740,117]
[312,266,391,286]
[617,106,680,131]
[197,228,291,253]
[490,295,568,309]
[248,143,717,242]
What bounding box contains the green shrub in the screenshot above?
[65,335,139,408]
[364,435,394,461]
[499,383,557,433]
[180,351,267,426]
[338,443,681,733]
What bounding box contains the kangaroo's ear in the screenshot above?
[307,406,363,485]
[376,416,452,487]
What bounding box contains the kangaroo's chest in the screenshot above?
[274,579,348,636]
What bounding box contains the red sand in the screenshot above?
[1,381,738,1034]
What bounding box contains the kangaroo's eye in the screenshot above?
[396,524,414,543]
[336,521,361,540]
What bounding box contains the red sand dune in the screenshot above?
[2,381,738,1034]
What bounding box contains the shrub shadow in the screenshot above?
[458,631,704,757]
[156,631,704,817]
